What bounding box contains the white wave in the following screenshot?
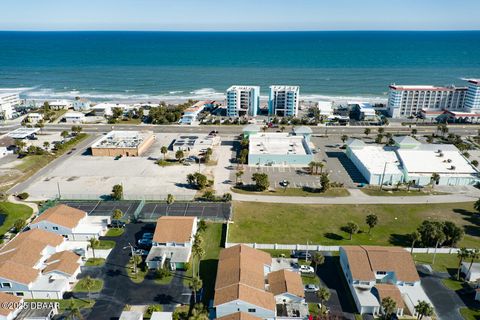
[189,88,218,96]
[0,87,36,93]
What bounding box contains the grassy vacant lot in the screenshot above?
[231,187,350,197]
[183,222,224,304]
[73,278,104,293]
[0,202,33,237]
[85,258,105,267]
[229,201,479,248]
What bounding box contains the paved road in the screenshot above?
[2,122,480,137]
[8,134,100,194]
[76,223,191,320]
[231,187,480,204]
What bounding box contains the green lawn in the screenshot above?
[26,299,95,312]
[232,186,350,197]
[229,201,479,247]
[183,223,224,304]
[73,278,104,293]
[127,261,148,283]
[361,188,448,197]
[460,307,480,320]
[154,274,174,285]
[94,240,116,249]
[0,202,33,237]
[85,258,105,267]
[105,228,125,237]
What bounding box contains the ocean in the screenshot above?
[0,31,479,102]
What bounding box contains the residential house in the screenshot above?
[216,312,263,320]
[461,262,480,282]
[339,246,432,317]
[0,292,22,320]
[73,98,92,111]
[27,113,43,123]
[48,100,72,110]
[63,111,85,124]
[30,204,108,241]
[146,216,197,270]
[0,229,80,299]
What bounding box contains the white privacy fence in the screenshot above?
[224,242,465,254]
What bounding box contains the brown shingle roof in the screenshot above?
[43,251,81,276]
[375,284,406,310]
[214,284,275,311]
[216,312,263,320]
[32,204,86,229]
[214,245,275,312]
[0,292,22,316]
[0,229,64,285]
[342,246,420,283]
[268,269,304,298]
[153,216,196,243]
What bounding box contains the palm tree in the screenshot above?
[82,276,96,300]
[192,234,205,277]
[365,214,378,235]
[430,173,440,189]
[345,222,359,240]
[432,231,446,265]
[61,130,69,141]
[317,162,325,174]
[381,297,397,319]
[312,252,325,274]
[111,209,123,227]
[409,231,421,254]
[308,161,316,175]
[316,287,331,314]
[364,128,371,137]
[175,150,184,162]
[166,194,175,205]
[190,276,203,304]
[43,141,50,150]
[160,146,168,160]
[457,248,470,280]
[235,170,244,184]
[66,300,83,320]
[414,300,434,320]
[88,237,100,258]
[341,135,348,144]
[378,127,385,134]
[467,249,480,278]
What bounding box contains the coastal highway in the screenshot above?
[1,123,479,136]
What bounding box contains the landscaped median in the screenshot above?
[228,201,479,248]
[73,277,104,293]
[231,186,350,197]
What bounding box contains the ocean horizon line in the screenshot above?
[1,29,480,33]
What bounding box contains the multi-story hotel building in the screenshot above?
[387,84,467,118]
[0,92,21,120]
[464,79,480,113]
[226,86,260,118]
[268,85,300,117]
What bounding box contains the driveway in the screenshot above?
[72,223,191,320]
[417,266,465,320]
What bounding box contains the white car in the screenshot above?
[304,284,319,292]
[300,265,314,274]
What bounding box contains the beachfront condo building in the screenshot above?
[268,85,300,117]
[226,86,260,117]
[387,84,467,118]
[465,79,480,113]
[0,92,20,120]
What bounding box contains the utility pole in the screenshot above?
[57,181,61,199]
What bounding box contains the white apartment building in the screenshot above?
[268,86,300,117]
[0,92,20,120]
[464,79,480,113]
[226,86,260,118]
[387,84,467,118]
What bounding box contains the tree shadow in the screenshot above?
[389,233,411,247]
[302,186,322,193]
[324,232,343,241]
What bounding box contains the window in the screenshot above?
[248,308,256,313]
[1,282,11,288]
[53,226,59,231]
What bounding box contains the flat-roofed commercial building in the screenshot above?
[268,86,300,117]
[91,130,155,157]
[346,137,479,186]
[387,84,467,118]
[248,130,314,166]
[226,86,260,118]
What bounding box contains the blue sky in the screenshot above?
[1,0,480,31]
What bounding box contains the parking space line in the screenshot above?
[90,200,101,215]
[184,203,189,216]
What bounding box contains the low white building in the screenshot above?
[0,229,81,299]
[461,262,480,282]
[48,100,72,110]
[346,139,403,185]
[146,216,197,270]
[27,113,43,123]
[91,103,115,117]
[30,204,108,241]
[317,101,334,117]
[172,135,219,153]
[340,246,432,317]
[63,111,86,124]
